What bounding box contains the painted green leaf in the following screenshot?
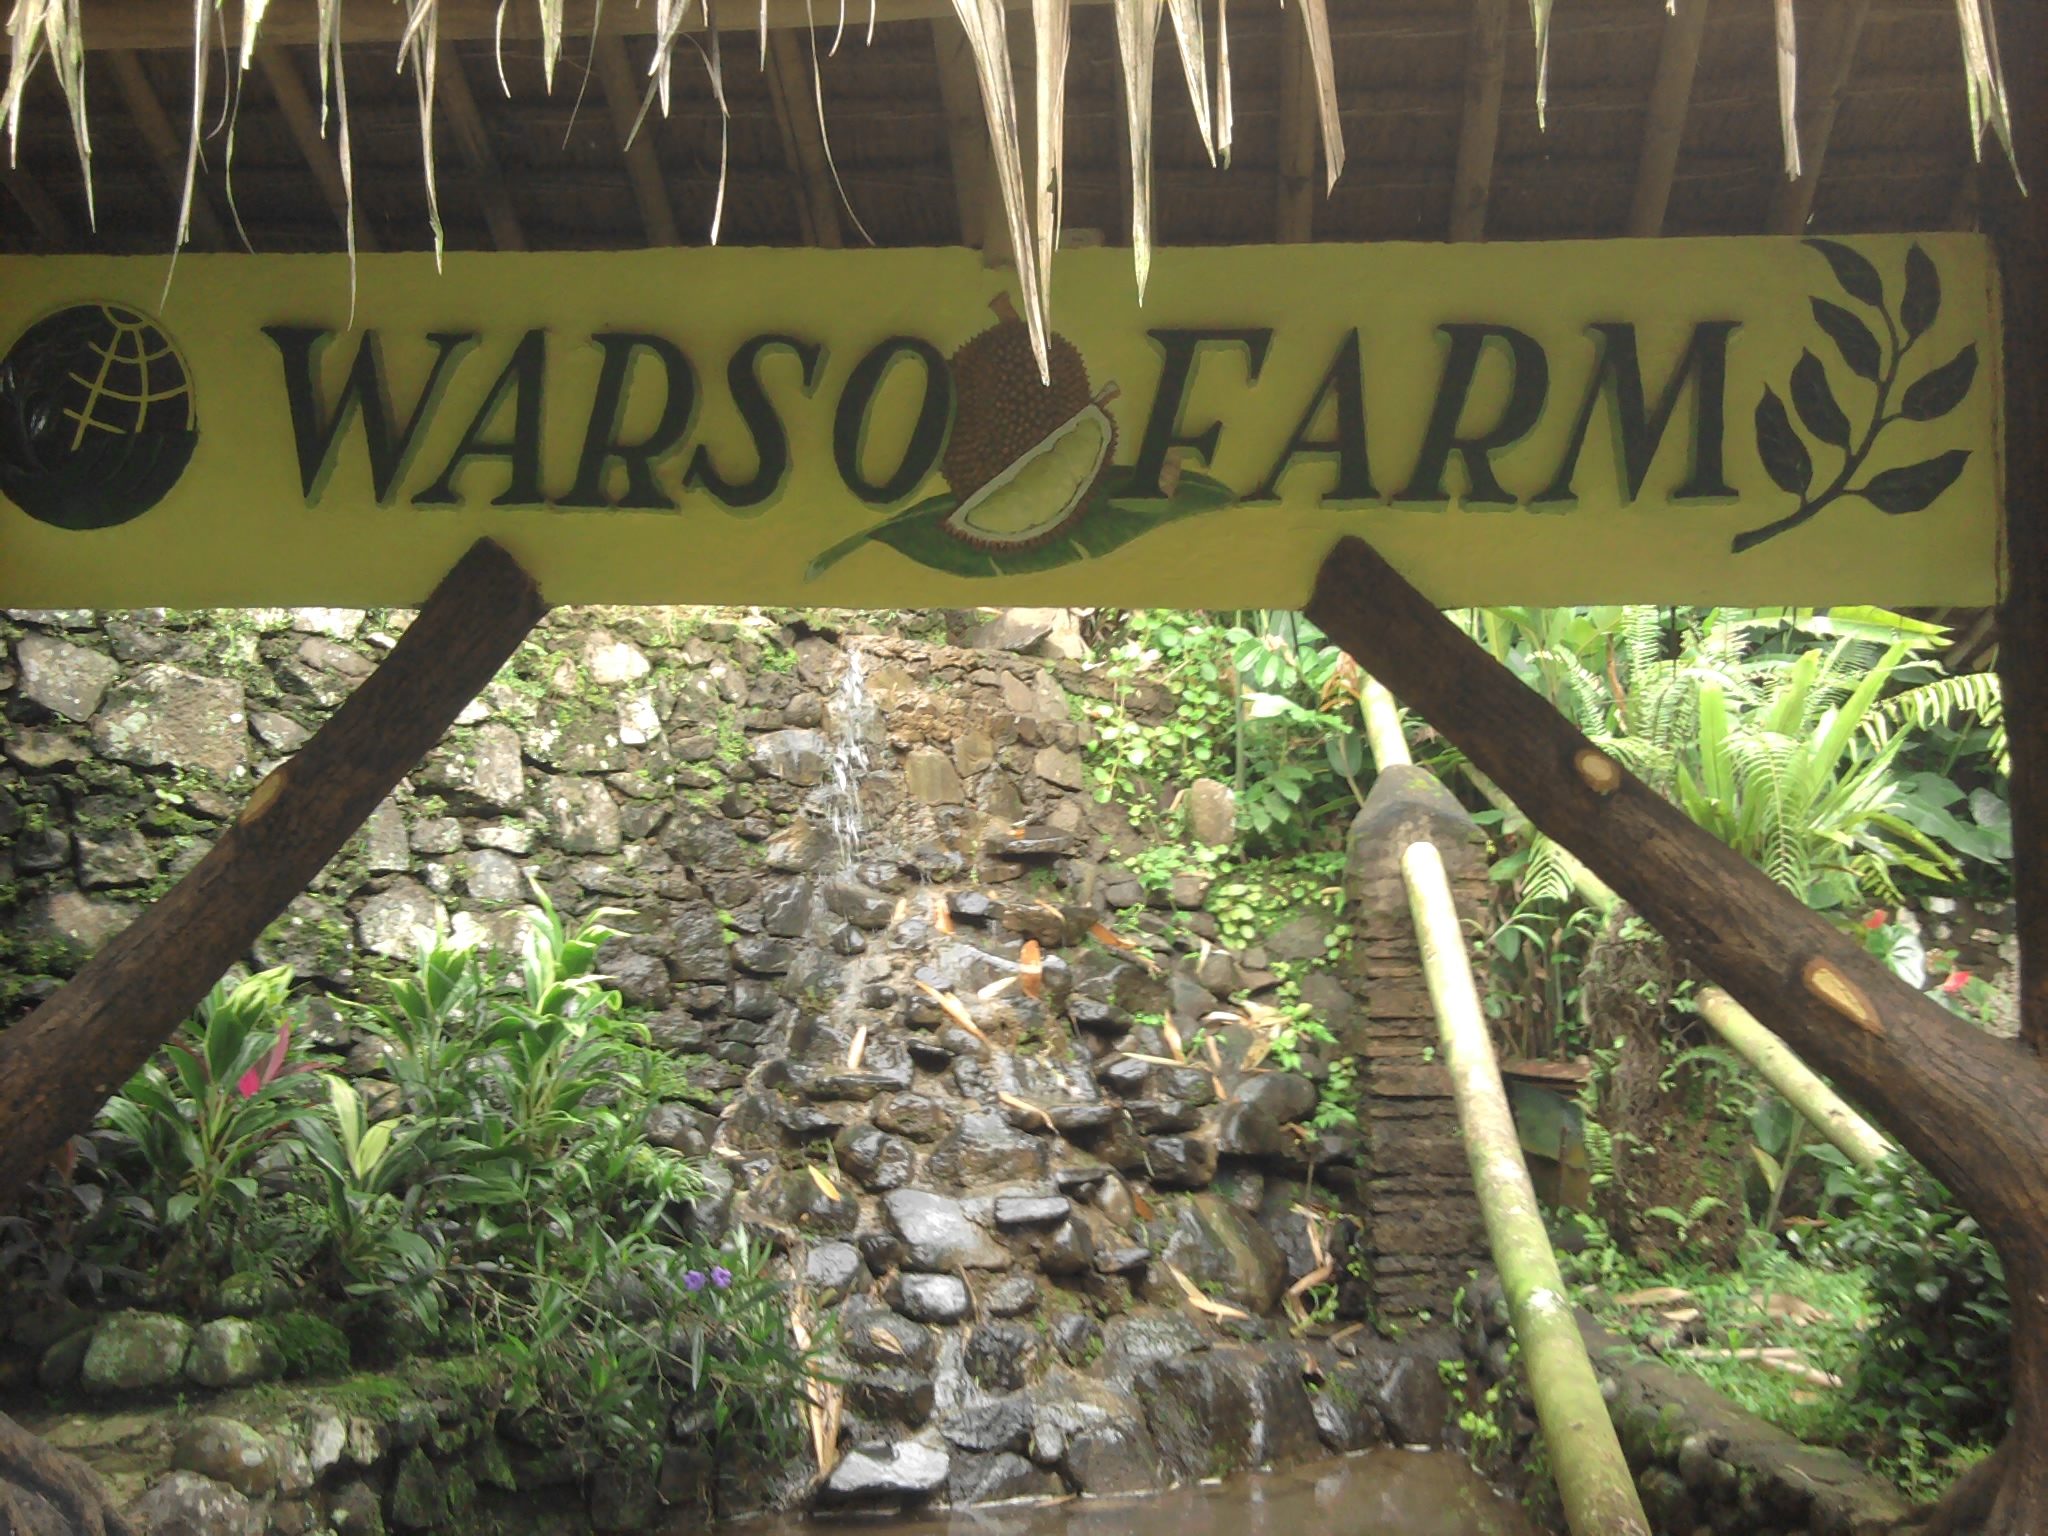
[1901,244,1941,341]
[1812,298,1883,382]
[1805,238,1886,309]
[804,468,1236,581]
[1859,450,1970,514]
[1790,350,1850,447]
[1900,344,1977,421]
[1754,387,1812,498]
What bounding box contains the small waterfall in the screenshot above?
[826,646,876,869]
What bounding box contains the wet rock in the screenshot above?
[1138,1346,1322,1480]
[1094,1244,1151,1277]
[925,1112,1050,1187]
[993,1195,1071,1228]
[1039,1219,1096,1277]
[729,979,781,1021]
[966,1321,1041,1393]
[836,1124,917,1191]
[1050,1311,1102,1366]
[750,729,829,786]
[1100,1312,1206,1380]
[1154,1193,1286,1313]
[985,1273,1040,1317]
[1063,1422,1166,1495]
[1169,872,1213,908]
[1192,946,1239,993]
[183,1318,284,1388]
[874,1092,957,1144]
[538,776,622,853]
[1311,1362,1389,1452]
[885,1189,1010,1271]
[755,1166,859,1236]
[847,1369,937,1427]
[949,1451,1062,1505]
[894,1273,971,1324]
[822,1441,949,1502]
[805,1242,865,1306]
[389,1447,449,1528]
[904,747,965,805]
[1027,1371,1162,1494]
[81,1310,191,1392]
[1033,746,1085,790]
[603,950,672,1009]
[1215,1099,1290,1158]
[668,905,732,982]
[763,823,832,873]
[644,1102,715,1157]
[998,903,1068,947]
[131,1471,261,1536]
[842,1301,940,1372]
[14,824,71,872]
[1232,1072,1318,1124]
[74,826,155,889]
[1147,1135,1220,1188]
[947,891,994,923]
[93,666,247,778]
[1068,997,1132,1036]
[17,634,119,721]
[1186,778,1237,848]
[1348,1341,1451,1445]
[1128,1099,1203,1134]
[1265,912,1335,962]
[733,935,795,974]
[174,1415,277,1498]
[824,874,896,930]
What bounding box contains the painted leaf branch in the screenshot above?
[1735,239,1976,554]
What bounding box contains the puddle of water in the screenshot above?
[756,1451,1537,1536]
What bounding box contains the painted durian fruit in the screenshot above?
[942,294,1118,550]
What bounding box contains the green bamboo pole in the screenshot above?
[1404,839,1652,1536]
[1698,985,1893,1172]
[1461,764,1620,918]
[1362,678,1647,1534]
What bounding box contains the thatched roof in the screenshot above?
[0,1,2023,366]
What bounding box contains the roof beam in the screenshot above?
[1626,0,1710,237]
[1276,17,1315,242]
[106,48,229,249]
[0,166,72,247]
[591,30,681,247]
[436,46,525,251]
[1448,0,1508,242]
[765,30,844,250]
[929,16,988,249]
[1765,0,1871,235]
[12,0,1069,52]
[255,45,380,252]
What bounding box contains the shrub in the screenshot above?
[1827,1156,2010,1457]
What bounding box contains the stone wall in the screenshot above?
[0,602,1487,1532]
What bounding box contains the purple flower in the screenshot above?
[710,1266,733,1289]
[684,1270,707,1292]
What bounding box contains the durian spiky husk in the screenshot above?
[944,314,1090,502]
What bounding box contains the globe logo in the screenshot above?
[0,303,198,531]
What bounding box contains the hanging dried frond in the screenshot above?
[1952,0,2022,188]
[2,0,93,224]
[949,0,1051,379]
[396,1,446,263]
[1292,0,1344,193]
[1773,0,1801,179]
[1163,0,1213,165]
[1031,0,1072,319]
[1527,0,1551,130]
[1112,0,1160,301]
[1213,0,1232,167]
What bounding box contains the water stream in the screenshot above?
[740,1452,1536,1536]
[827,645,877,869]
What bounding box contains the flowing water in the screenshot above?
[826,646,878,869]
[741,1452,1537,1536]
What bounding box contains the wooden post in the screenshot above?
[0,539,546,1205]
[1306,533,2048,1531]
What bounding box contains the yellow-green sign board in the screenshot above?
[0,236,2001,609]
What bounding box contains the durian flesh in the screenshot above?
[944,403,1114,548]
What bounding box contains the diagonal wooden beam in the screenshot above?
[592,29,681,247]
[255,45,380,252]
[106,47,229,249]
[1626,0,1710,238]
[930,15,988,249]
[0,166,72,247]
[1276,17,1315,243]
[1447,0,1509,242]
[1765,0,1871,235]
[765,30,843,249]
[436,44,525,251]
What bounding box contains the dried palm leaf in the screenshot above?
[808,1163,843,1202]
[1111,0,1160,299]
[1528,0,1551,130]
[2,0,93,224]
[1953,0,2022,186]
[396,1,446,262]
[1018,939,1044,1000]
[1166,1262,1250,1320]
[915,979,992,1043]
[1213,0,1232,167]
[846,1020,868,1070]
[169,0,212,275]
[949,0,1051,378]
[932,893,955,935]
[1772,0,1801,179]
[1291,0,1344,192]
[1030,0,1072,307]
[1163,0,1213,165]
[998,1090,1057,1130]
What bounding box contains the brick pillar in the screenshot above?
[1340,764,1493,1321]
